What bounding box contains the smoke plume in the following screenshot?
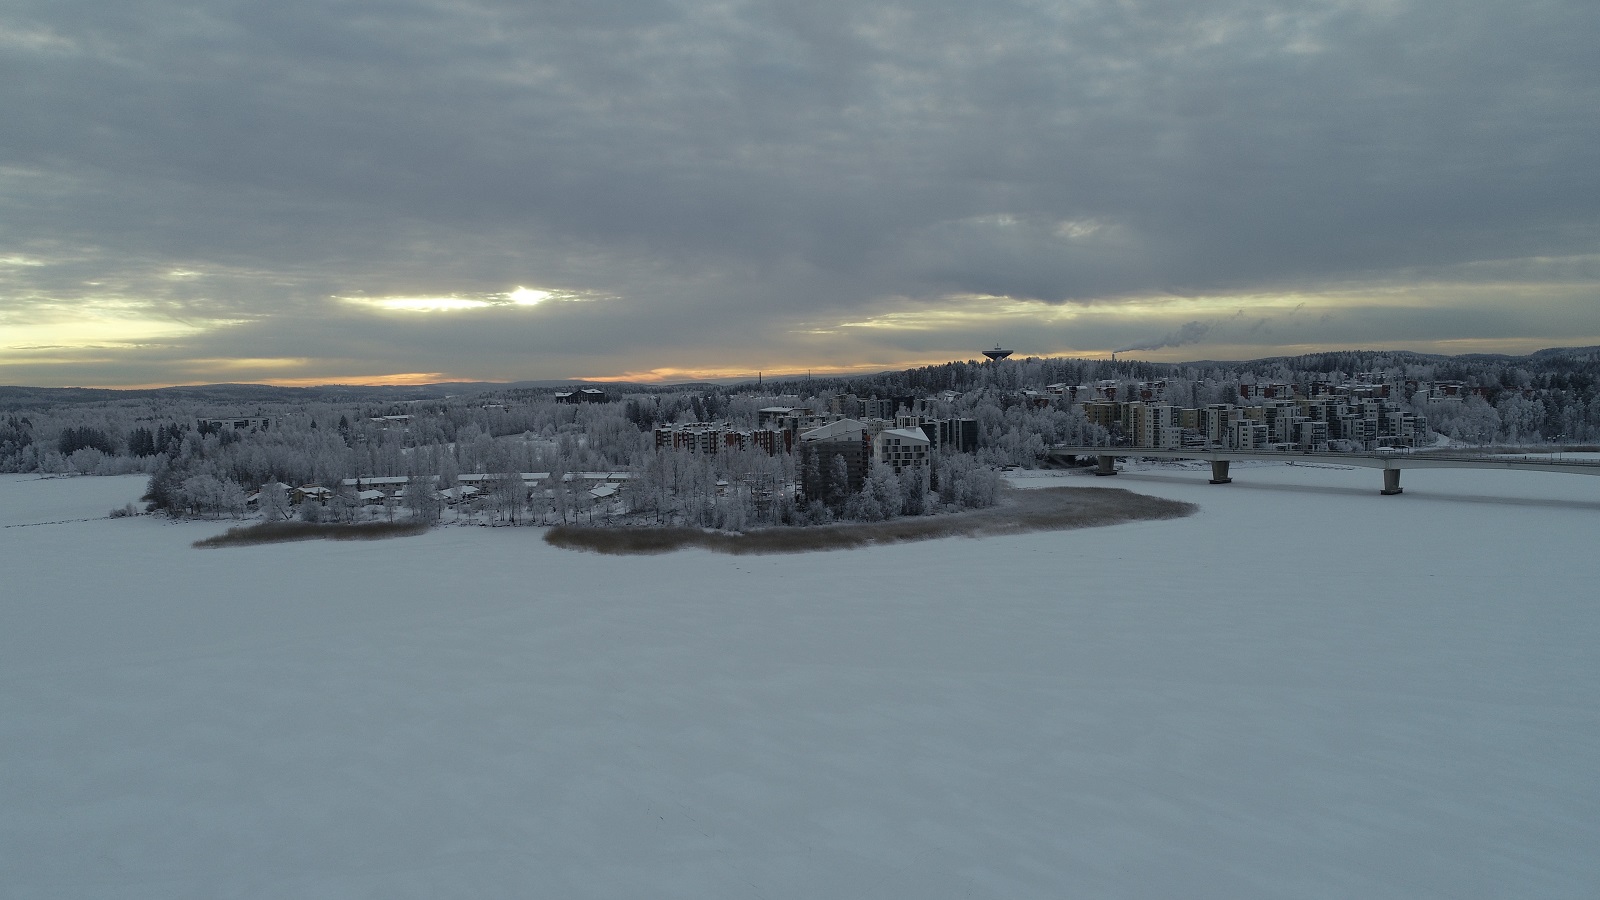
[1115,320,1211,353]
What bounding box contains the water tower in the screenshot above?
[982,344,1013,361]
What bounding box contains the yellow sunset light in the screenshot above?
[367,296,492,312]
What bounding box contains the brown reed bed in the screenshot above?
[545,486,1195,555]
[194,519,430,548]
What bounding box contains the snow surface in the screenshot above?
[3,467,1599,898]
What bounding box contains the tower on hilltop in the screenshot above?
[982,345,1013,361]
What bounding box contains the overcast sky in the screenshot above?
[3,0,1598,387]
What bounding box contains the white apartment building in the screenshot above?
[1200,404,1235,446]
[1125,402,1180,449]
[872,427,931,476]
[1231,420,1270,449]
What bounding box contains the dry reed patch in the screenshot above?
[545,486,1195,555]
[194,520,430,548]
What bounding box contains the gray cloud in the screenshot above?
[3,0,1599,384]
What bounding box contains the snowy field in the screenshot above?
[3,465,1598,899]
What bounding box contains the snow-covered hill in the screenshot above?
[3,467,1597,898]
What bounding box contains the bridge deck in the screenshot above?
[1047,447,1600,476]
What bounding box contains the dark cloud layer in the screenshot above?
[3,1,1598,384]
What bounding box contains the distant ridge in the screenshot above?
[5,346,1597,409]
[1177,345,1600,370]
[735,346,1600,393]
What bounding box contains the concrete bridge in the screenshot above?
[1046,446,1600,495]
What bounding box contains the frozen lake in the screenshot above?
[3,464,1598,898]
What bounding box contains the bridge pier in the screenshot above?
[1209,460,1232,484]
[1095,455,1118,476]
[1381,469,1403,495]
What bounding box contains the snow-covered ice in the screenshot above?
[3,466,1598,898]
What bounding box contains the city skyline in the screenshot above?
[4,1,1598,388]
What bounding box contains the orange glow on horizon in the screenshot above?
[242,372,456,388]
[73,372,456,390]
[577,356,982,383]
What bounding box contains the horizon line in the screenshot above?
[8,343,1597,393]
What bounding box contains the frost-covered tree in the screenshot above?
[547,456,571,525]
[866,465,902,520]
[898,467,930,516]
[408,474,441,524]
[1446,396,1501,444]
[179,473,246,519]
[827,454,852,509]
[329,481,360,523]
[1497,395,1545,444]
[260,482,292,521]
[488,472,525,524]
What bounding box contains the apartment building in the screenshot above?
[872,427,931,476]
[1124,402,1180,449]
[553,388,609,404]
[1231,420,1270,449]
[799,419,873,502]
[892,415,979,454]
[758,406,834,435]
[198,416,272,431]
[653,422,792,456]
[1199,404,1235,446]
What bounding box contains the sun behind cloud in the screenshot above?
[508,286,550,305]
[336,286,595,314]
